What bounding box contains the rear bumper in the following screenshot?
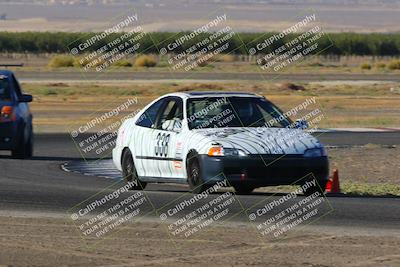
[198,154,329,187]
[0,122,17,150]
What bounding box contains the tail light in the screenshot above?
[0,106,16,122]
[325,179,333,193]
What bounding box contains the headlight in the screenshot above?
[303,147,327,157]
[224,148,248,157]
[207,146,247,157]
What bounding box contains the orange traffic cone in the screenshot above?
[325,169,340,193]
[331,169,341,193]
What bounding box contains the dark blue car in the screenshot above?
[0,70,33,158]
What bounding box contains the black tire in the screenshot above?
[121,150,146,190]
[187,158,208,194]
[25,127,33,158]
[12,124,33,159]
[233,185,255,195]
[302,180,326,196]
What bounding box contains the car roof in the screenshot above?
[0,70,13,78]
[168,91,262,98]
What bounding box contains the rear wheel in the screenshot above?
[121,150,146,190]
[187,158,208,194]
[12,124,33,159]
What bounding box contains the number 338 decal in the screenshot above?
[155,133,170,157]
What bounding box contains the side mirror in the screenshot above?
[19,94,32,103]
[295,119,309,129]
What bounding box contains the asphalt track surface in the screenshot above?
[16,71,400,82]
[0,132,399,231]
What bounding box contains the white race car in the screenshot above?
[113,92,329,194]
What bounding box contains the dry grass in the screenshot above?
[4,52,400,74]
[47,55,76,68]
[341,182,400,196]
[23,81,400,132]
[360,63,372,70]
[134,55,157,67]
[388,60,400,70]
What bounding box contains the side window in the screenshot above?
[0,78,11,100]
[11,75,22,98]
[156,98,183,131]
[136,99,165,128]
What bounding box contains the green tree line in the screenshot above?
[0,31,399,56]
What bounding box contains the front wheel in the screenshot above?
[121,150,146,190]
[187,158,208,194]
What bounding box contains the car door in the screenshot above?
[133,98,166,178]
[151,97,184,179]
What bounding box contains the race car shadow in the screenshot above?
[30,156,98,161]
[143,188,400,199]
[0,154,96,161]
[145,184,190,193]
[143,187,298,197]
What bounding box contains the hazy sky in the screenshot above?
[0,0,399,32]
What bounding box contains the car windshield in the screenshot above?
[187,96,292,129]
[0,78,11,100]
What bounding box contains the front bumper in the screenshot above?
[198,154,329,187]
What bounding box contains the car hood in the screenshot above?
[192,127,322,155]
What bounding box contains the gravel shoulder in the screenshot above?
[0,216,399,267]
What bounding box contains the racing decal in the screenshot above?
[175,141,183,158]
[173,141,183,170]
[173,161,182,169]
[155,132,170,157]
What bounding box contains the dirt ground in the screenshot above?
[327,146,400,185]
[0,216,399,267]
